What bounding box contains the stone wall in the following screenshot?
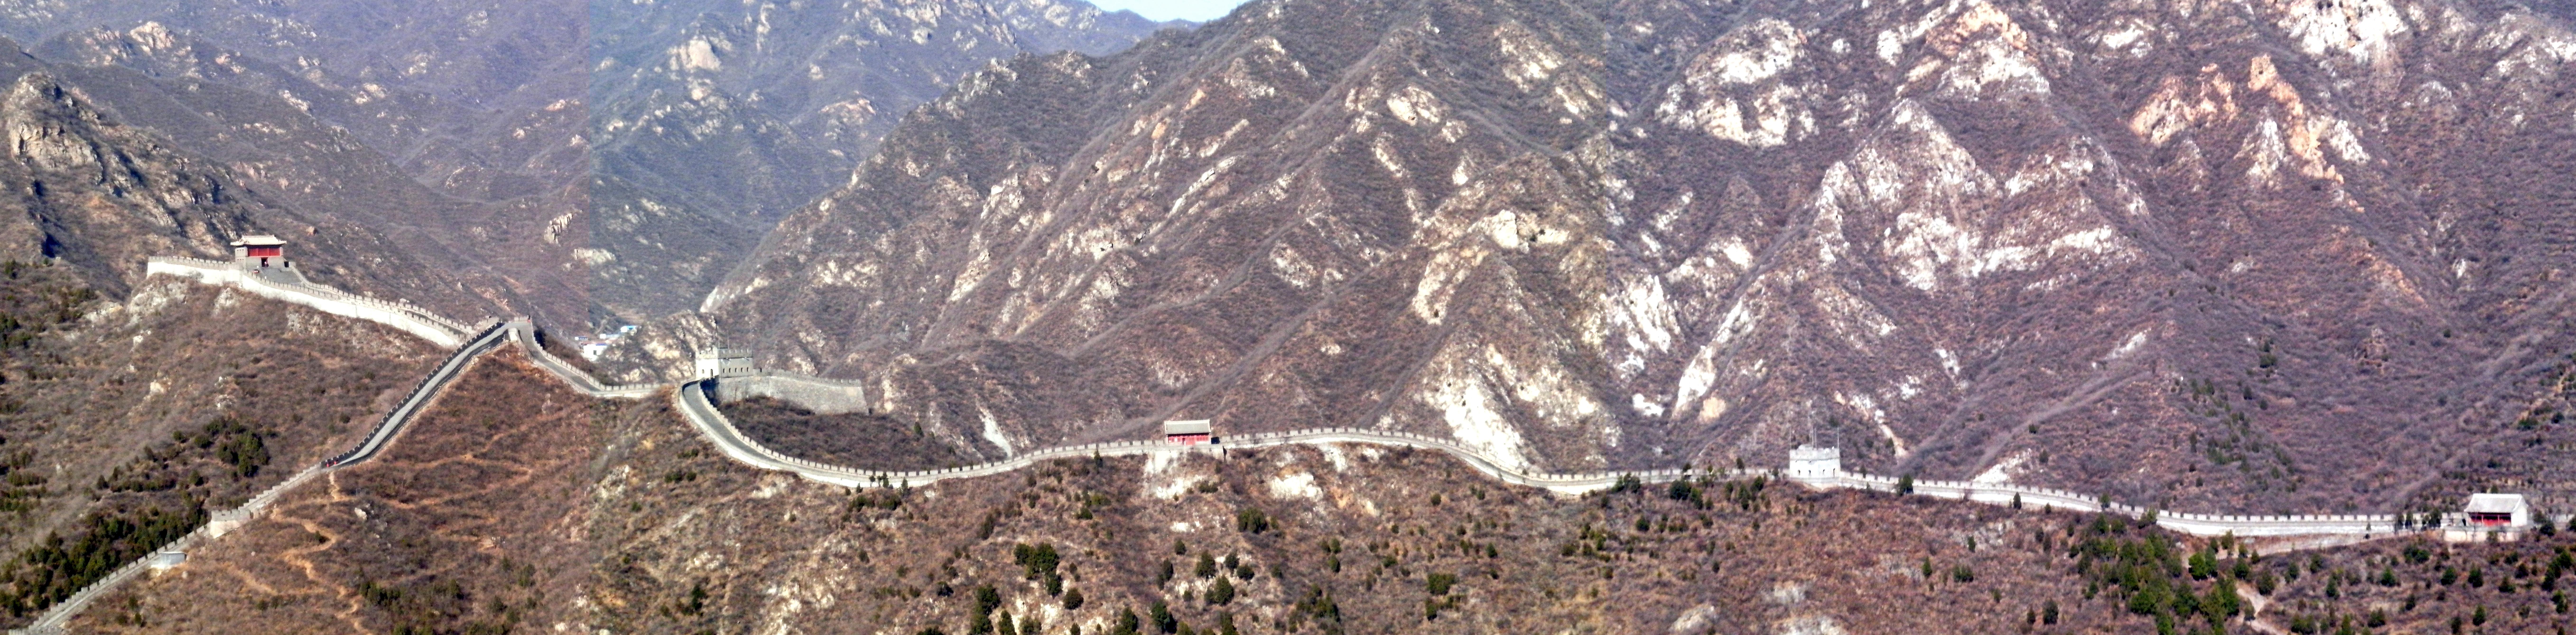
[146,258,468,347]
[709,371,869,414]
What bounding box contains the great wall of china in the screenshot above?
[8,254,2559,633]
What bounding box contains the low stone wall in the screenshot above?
[1787,472,2410,538]
[709,372,868,414]
[146,258,466,347]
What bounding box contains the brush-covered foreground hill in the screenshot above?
[679,0,2576,514]
[0,271,442,625]
[78,359,2576,633]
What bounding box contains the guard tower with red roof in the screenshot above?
[232,235,288,269]
[1164,420,1212,445]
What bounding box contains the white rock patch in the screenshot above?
[1267,472,1321,500]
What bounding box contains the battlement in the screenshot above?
[146,256,471,347]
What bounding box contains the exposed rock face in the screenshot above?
[589,0,1176,320]
[706,0,2576,512]
[0,45,467,304]
[0,0,1177,325]
[0,1,592,321]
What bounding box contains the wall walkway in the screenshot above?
[12,278,655,634]
[667,378,2492,541]
[146,258,473,347]
[15,257,2542,633]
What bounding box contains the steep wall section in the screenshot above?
[145,258,471,348]
[0,275,444,627]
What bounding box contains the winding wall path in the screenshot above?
[12,276,649,634]
[669,378,2481,541]
[13,260,2526,633]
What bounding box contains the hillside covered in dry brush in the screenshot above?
[0,271,441,627]
[74,356,2576,633]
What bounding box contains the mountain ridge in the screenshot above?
[666,0,2576,515]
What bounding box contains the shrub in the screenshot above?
[1205,577,1235,605]
[1235,507,1272,534]
[1427,572,1458,596]
[1111,608,1141,635]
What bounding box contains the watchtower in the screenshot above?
[231,235,287,268]
[1164,420,1212,445]
[2463,493,2532,528]
[1787,445,1841,477]
[693,347,754,379]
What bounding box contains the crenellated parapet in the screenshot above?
[146,256,471,347]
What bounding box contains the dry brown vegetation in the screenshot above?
[76,350,611,634]
[719,396,982,470]
[2240,535,2574,635]
[80,350,2576,633]
[0,275,441,626]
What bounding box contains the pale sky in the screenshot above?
[1089,0,1253,23]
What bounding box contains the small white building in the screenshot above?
[1787,445,1841,477]
[2464,493,2532,528]
[694,347,754,379]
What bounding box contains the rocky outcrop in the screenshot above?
[587,0,1177,320]
[704,0,2576,513]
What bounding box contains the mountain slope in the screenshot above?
[2,0,1181,326]
[697,0,2576,513]
[587,0,1177,320]
[0,40,486,306]
[0,274,444,625]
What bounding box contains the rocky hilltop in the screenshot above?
[695,0,2576,514]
